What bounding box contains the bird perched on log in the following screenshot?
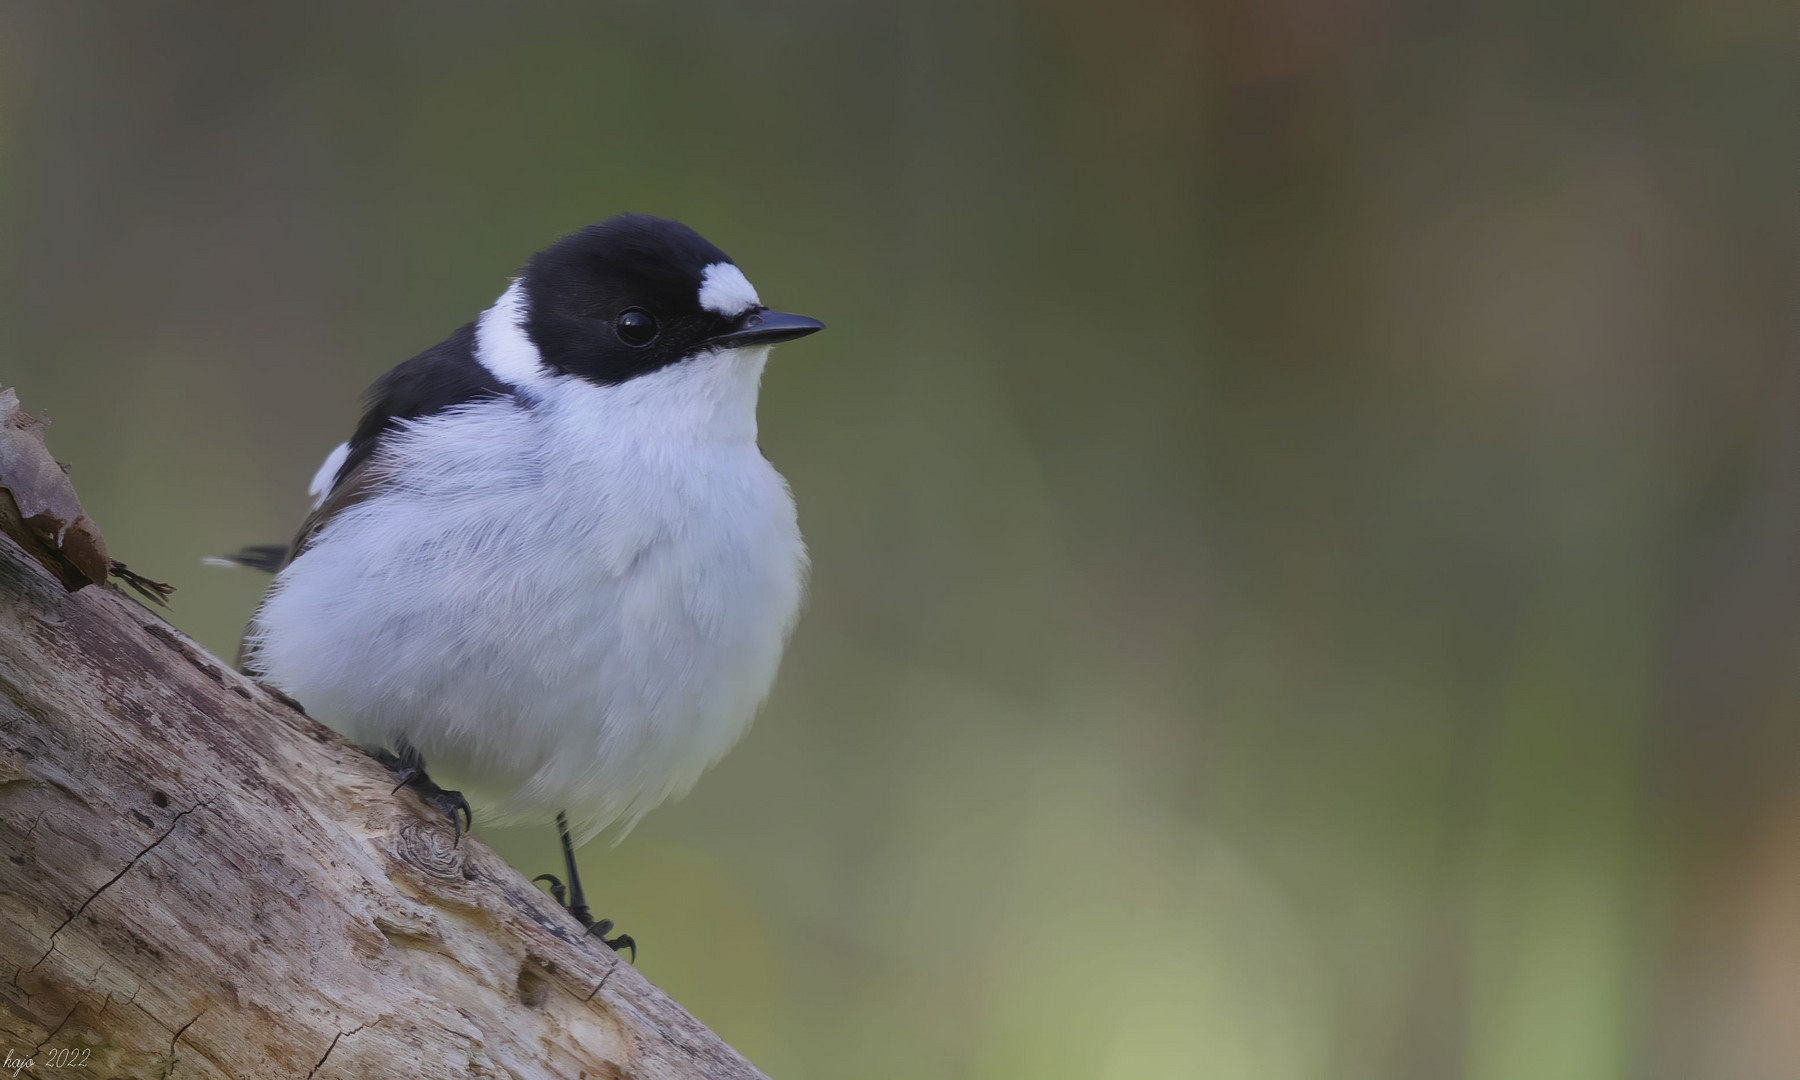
[213,214,824,956]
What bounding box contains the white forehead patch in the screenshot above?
[475,279,553,386]
[698,262,760,317]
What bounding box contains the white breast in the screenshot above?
[249,347,807,841]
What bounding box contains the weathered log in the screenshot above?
[0,391,766,1078]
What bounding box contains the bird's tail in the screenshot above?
[202,544,289,574]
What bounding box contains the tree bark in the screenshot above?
[0,426,767,1077]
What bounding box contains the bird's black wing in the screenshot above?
[216,320,515,572]
[230,320,515,673]
[285,320,516,560]
[329,320,512,495]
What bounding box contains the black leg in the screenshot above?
[533,811,637,961]
[371,739,472,841]
[556,809,594,924]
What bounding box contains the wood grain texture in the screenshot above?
[0,529,767,1079]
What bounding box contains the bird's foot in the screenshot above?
[532,873,637,961]
[371,745,473,842]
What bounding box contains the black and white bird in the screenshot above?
[215,214,823,955]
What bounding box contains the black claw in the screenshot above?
[584,917,637,959]
[602,933,636,962]
[533,874,568,906]
[425,790,473,843]
[373,742,472,842]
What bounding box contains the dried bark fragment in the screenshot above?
[0,388,109,590]
[0,388,172,606]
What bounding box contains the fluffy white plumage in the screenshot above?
[248,287,807,842]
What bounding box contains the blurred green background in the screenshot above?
[4,2,1798,1077]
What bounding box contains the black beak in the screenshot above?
[711,309,826,348]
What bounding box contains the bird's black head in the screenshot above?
[517,214,823,386]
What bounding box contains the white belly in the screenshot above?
[249,375,806,841]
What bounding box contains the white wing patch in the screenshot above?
[698,263,760,318]
[309,441,350,507]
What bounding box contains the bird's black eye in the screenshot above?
[615,308,658,348]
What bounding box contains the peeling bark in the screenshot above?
[0,494,766,1075]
